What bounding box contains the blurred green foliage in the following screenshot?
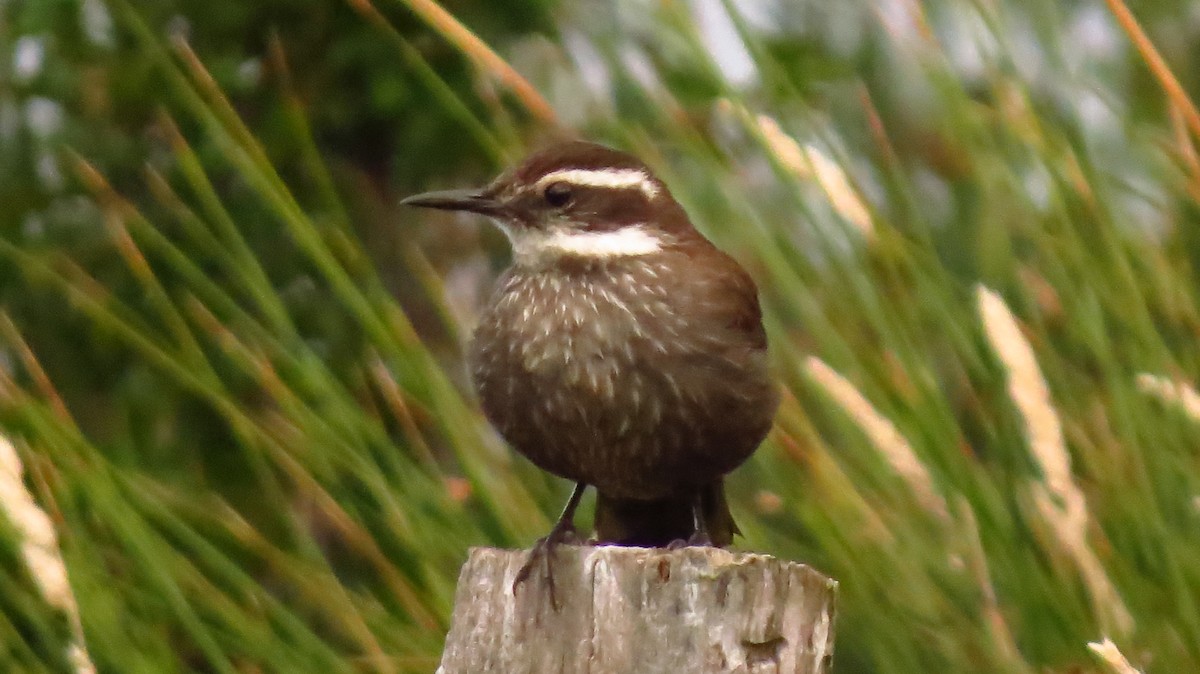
[2,0,1200,671]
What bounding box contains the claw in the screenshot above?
[511,482,587,611]
[512,521,577,610]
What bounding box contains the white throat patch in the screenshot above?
[509,226,664,263]
[534,168,660,200]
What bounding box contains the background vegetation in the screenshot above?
[1,0,1199,671]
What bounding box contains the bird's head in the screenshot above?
[401,141,693,265]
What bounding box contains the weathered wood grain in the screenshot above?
[437,546,837,674]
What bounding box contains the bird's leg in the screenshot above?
[513,482,587,609]
[687,491,714,546]
[667,491,716,548]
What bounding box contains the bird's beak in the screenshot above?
[400,188,504,217]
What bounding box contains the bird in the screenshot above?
[401,140,779,600]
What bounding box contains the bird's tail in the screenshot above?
[593,480,739,547]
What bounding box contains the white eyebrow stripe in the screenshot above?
[535,168,660,199]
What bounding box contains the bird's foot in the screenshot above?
[665,530,714,550]
[512,521,579,610]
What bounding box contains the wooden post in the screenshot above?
[437,546,837,674]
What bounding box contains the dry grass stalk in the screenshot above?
[1031,486,1134,634]
[753,114,874,238]
[1103,0,1200,142]
[1169,104,1200,202]
[976,287,1075,510]
[955,497,1026,669]
[1088,637,1144,674]
[1135,373,1200,422]
[0,312,72,424]
[772,393,897,543]
[375,0,557,125]
[976,286,1133,635]
[804,356,949,522]
[0,436,95,674]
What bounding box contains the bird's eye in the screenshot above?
[543,181,573,207]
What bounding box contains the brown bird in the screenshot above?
[402,141,778,596]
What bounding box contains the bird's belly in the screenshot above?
[468,277,775,498]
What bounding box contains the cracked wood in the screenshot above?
[437,546,837,674]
